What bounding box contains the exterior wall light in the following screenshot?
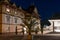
[6,8,10,12]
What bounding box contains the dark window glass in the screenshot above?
[15,17,17,23]
[6,15,10,22]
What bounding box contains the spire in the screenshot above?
[31,2,38,13]
[34,7,38,13]
[13,3,16,7]
[19,6,22,9]
[27,2,35,13]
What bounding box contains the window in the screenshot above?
[15,12,17,14]
[6,5,10,12]
[15,11,18,15]
[14,17,17,23]
[6,8,10,12]
[6,15,10,22]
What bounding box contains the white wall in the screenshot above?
[49,19,60,32]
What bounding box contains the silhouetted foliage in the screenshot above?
[27,5,35,13]
[51,12,60,19]
[41,20,51,26]
[8,0,14,5]
[40,20,51,34]
[17,5,20,8]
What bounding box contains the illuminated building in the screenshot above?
[0,0,41,34]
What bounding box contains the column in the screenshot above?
[53,21,54,32]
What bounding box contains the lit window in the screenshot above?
[6,8,10,12]
[15,12,17,15]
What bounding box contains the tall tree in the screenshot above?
[21,14,39,35]
[41,20,51,34]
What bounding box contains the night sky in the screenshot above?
[10,0,60,21]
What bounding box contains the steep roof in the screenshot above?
[1,0,40,19]
[21,5,40,19]
[0,0,10,3]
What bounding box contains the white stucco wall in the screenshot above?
[49,19,60,32]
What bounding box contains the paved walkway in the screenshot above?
[0,33,28,40]
[1,32,60,40]
[43,32,60,36]
[0,32,28,36]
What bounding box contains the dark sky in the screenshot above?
[10,0,60,21]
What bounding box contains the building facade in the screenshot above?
[0,0,41,34]
[0,0,25,33]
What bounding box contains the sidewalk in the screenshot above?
[44,32,60,36]
[0,32,28,36]
[1,32,60,36]
[0,33,28,40]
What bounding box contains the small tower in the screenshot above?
[19,6,22,9]
[34,7,38,14]
[31,2,38,13]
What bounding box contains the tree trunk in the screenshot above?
[35,30,38,34]
[35,31,38,34]
[27,30,32,40]
[41,27,43,35]
[29,30,31,35]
